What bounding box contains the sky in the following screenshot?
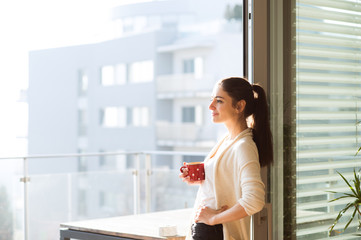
[0,0,142,156]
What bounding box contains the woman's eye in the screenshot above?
[217,100,223,103]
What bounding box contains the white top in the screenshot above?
[187,128,265,240]
[198,134,240,210]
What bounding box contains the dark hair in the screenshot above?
[219,77,273,167]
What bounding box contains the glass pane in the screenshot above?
[23,0,245,239]
[150,169,199,211]
[28,167,133,240]
[0,159,23,240]
[101,65,115,86]
[295,0,361,239]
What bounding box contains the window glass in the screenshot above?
[183,59,195,74]
[78,109,87,136]
[25,1,245,238]
[101,65,115,86]
[129,60,153,83]
[78,70,88,96]
[294,0,361,238]
[100,107,126,128]
[132,107,149,126]
[115,63,127,85]
[194,57,203,79]
[182,106,195,123]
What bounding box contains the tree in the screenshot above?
[0,186,13,240]
[224,4,243,21]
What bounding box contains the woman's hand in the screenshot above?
[179,163,203,185]
[194,205,228,225]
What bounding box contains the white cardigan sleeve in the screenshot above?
[236,142,265,216]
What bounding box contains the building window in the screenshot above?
[182,107,195,123]
[129,60,153,83]
[101,64,127,86]
[78,189,87,216]
[182,106,202,124]
[77,149,87,172]
[78,70,88,96]
[78,109,87,136]
[183,57,203,78]
[101,65,114,86]
[183,59,194,74]
[132,107,149,126]
[194,57,204,79]
[100,107,127,128]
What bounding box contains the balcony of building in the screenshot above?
[156,73,215,99]
[155,121,217,148]
[0,151,208,240]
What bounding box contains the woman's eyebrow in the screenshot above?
[215,96,225,99]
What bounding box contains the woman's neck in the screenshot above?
[225,119,248,140]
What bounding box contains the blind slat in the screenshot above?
[298,59,361,73]
[297,160,360,171]
[298,72,361,84]
[298,99,358,107]
[297,32,361,48]
[298,124,357,133]
[298,0,361,12]
[297,172,354,184]
[298,148,357,158]
[298,185,355,198]
[298,85,361,95]
[298,5,361,24]
[298,19,361,36]
[298,136,359,146]
[298,112,361,120]
[297,46,361,60]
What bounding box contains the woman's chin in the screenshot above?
[211,117,221,123]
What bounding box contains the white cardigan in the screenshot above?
[188,128,265,240]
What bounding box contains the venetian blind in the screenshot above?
[296,0,361,239]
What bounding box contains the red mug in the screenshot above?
[180,162,205,181]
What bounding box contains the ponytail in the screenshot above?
[219,77,273,167]
[251,84,273,167]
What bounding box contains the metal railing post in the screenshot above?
[132,154,141,214]
[20,157,30,240]
[67,173,72,221]
[145,154,152,213]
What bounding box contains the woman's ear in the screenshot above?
[236,100,246,113]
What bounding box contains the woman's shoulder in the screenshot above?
[233,134,257,150]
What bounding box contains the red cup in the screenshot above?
[180,162,205,181]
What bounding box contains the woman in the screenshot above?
[179,77,273,240]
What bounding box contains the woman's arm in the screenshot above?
[195,203,248,225]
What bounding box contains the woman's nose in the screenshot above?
[209,100,215,110]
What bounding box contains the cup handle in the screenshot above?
[180,166,187,174]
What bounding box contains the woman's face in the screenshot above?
[208,85,238,124]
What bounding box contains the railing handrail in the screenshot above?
[0,150,208,160]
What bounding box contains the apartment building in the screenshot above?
[27,1,243,238]
[28,0,243,173]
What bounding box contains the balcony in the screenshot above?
[156,122,218,147]
[0,151,205,240]
[156,74,215,99]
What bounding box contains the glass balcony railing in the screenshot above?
[0,151,206,240]
[156,73,215,97]
[156,122,218,146]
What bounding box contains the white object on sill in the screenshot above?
[158,225,177,237]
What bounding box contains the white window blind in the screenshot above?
[296,0,361,239]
